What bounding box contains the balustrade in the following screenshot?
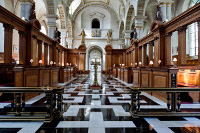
[130,87,200,118]
[0,87,64,122]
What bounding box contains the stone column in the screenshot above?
[19,31,26,65]
[158,0,174,21]
[177,26,187,66]
[3,24,14,64]
[44,43,48,66]
[46,15,57,39]
[134,16,147,40]
[60,30,66,47]
[118,39,125,49]
[165,33,172,66]
[166,2,173,20]
[66,38,73,49]
[19,0,34,20]
[124,30,132,47]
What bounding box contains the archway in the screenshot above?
[125,5,135,30]
[88,46,103,72]
[86,45,104,71]
[87,45,103,85]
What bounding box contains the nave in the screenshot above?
[0,73,200,133]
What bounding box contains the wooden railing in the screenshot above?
[0,87,64,123]
[130,87,200,118]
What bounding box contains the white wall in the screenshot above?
[73,6,119,49]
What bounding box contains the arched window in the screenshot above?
[92,18,100,29]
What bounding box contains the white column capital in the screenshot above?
[133,16,147,21]
[158,0,174,5]
[133,16,147,28]
[123,30,132,34]
[19,0,34,4]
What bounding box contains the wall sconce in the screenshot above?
[173,58,177,68]
[50,61,53,66]
[131,63,133,67]
[158,60,161,68]
[135,63,137,67]
[113,64,115,67]
[139,62,142,67]
[70,63,71,66]
[39,60,42,66]
[122,64,125,67]
[67,63,69,66]
[120,64,121,67]
[158,60,161,65]
[149,61,153,67]
[54,62,56,65]
[30,59,33,64]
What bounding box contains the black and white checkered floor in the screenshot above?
[0,72,200,133]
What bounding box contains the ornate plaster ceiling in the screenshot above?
[82,0,110,5]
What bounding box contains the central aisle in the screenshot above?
[35,73,200,133]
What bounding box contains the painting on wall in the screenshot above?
[13,45,18,52]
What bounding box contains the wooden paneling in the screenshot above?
[117,68,121,80]
[152,71,168,88]
[177,72,185,83]
[133,68,141,87]
[51,67,59,86]
[141,69,152,87]
[120,68,124,81]
[124,67,133,83]
[14,67,23,87]
[177,69,200,87]
[113,68,118,78]
[40,68,51,87]
[24,68,40,87]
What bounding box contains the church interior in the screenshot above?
[0,0,200,132]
